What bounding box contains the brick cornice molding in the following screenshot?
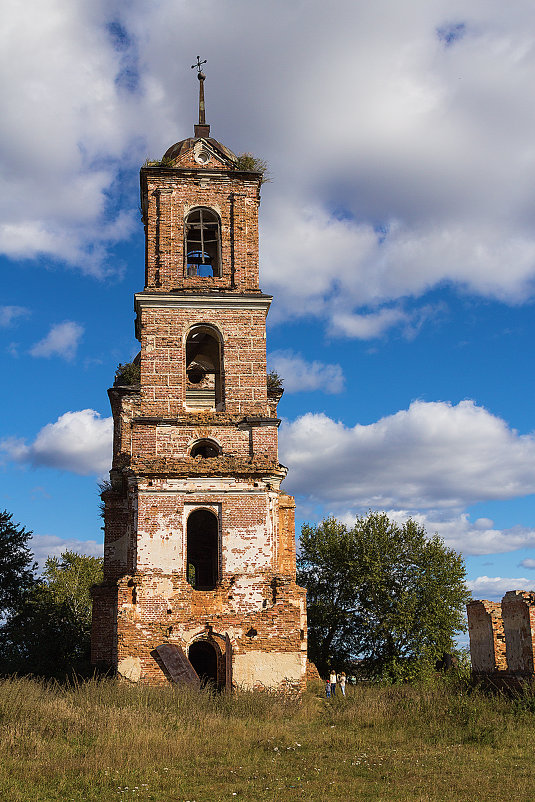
[134,291,272,315]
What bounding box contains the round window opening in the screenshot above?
[187,367,205,384]
[191,440,220,458]
[194,145,211,165]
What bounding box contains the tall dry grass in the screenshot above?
[0,675,534,801]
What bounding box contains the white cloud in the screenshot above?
[0,0,142,272]
[280,400,535,510]
[519,558,535,570]
[1,409,113,476]
[30,321,84,361]
[29,534,103,571]
[0,305,30,327]
[467,576,535,601]
[329,308,410,340]
[4,0,535,319]
[268,350,344,393]
[390,511,535,557]
[333,508,535,557]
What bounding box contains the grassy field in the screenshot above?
[0,675,534,801]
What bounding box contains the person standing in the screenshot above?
[329,669,337,696]
[325,679,331,698]
[338,672,346,697]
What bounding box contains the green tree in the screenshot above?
[297,513,471,680]
[0,510,36,616]
[0,551,103,679]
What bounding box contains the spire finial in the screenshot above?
[191,57,210,138]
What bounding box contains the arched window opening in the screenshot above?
[185,327,223,410]
[186,509,219,590]
[188,640,219,688]
[190,439,221,458]
[185,207,221,277]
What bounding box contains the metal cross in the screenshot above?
[192,56,207,73]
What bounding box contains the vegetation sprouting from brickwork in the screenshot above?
[267,370,284,391]
[235,152,270,183]
[143,156,174,168]
[114,361,141,386]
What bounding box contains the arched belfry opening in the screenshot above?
[185,325,223,410]
[188,639,219,688]
[186,509,219,590]
[185,207,221,277]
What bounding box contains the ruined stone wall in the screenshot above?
[467,591,535,676]
[502,591,535,673]
[466,600,506,673]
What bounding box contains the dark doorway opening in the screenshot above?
[187,509,219,590]
[189,640,219,688]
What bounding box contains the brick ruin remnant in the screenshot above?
[91,69,307,690]
[467,591,535,685]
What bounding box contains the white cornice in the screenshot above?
[134,292,272,313]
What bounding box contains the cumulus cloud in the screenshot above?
[280,400,535,511]
[519,558,535,570]
[388,511,535,557]
[0,305,30,327]
[333,508,535,557]
[268,350,344,393]
[0,0,143,273]
[30,321,84,361]
[1,409,113,476]
[330,307,410,340]
[30,534,103,571]
[466,576,535,601]
[3,0,535,329]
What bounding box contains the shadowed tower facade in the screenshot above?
[91,66,307,690]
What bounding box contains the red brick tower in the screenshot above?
[91,66,307,690]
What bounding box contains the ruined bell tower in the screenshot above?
[91,64,307,690]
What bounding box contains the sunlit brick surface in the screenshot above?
[91,137,307,690]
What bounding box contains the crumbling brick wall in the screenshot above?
[466,599,506,673]
[467,591,535,676]
[502,591,535,674]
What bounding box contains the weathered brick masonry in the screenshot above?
[467,591,535,684]
[91,78,307,690]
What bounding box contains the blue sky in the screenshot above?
[2,0,535,603]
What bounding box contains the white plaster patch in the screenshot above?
[117,656,141,683]
[233,651,302,689]
[229,576,265,613]
[137,511,182,573]
[225,524,271,573]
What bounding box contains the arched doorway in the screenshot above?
[189,640,219,688]
[186,508,219,590]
